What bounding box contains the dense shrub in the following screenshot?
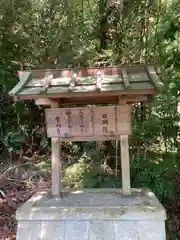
[64,160,121,189]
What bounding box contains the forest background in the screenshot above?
[0,0,180,239]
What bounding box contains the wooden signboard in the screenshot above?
[45,105,131,141]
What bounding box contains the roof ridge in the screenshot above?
[19,64,153,72]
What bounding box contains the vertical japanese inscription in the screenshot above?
[102,113,108,133]
[65,109,72,137]
[46,106,131,138]
[55,116,61,136]
[91,108,95,135]
[79,109,84,134]
[115,107,118,132]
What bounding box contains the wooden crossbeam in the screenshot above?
[68,72,77,92]
[96,71,102,91]
[146,66,164,91]
[16,90,156,101]
[40,73,54,94]
[35,98,59,106]
[9,71,31,96]
[122,68,130,89]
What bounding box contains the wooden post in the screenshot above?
[120,135,131,195]
[51,101,61,197]
[119,98,131,195]
[115,140,118,176]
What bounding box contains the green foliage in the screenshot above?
[0,0,178,193]
[0,0,179,203]
[64,150,179,200]
[64,160,121,189]
[131,152,179,200]
[2,131,24,153]
[0,1,179,238]
[36,158,51,171]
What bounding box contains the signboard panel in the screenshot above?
[45,106,131,140]
[93,107,117,136]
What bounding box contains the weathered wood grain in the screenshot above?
[17,89,157,100]
[45,105,132,139]
[120,135,131,195]
[50,101,61,197]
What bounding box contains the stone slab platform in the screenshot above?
[16,188,166,240]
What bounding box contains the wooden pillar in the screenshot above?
[51,101,61,197]
[119,99,131,195]
[115,140,118,176]
[120,135,131,195]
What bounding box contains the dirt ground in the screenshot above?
[0,177,51,240]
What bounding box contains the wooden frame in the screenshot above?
[45,101,132,196]
[15,89,157,102]
[9,64,163,197]
[35,96,147,106]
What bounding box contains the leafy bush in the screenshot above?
[1,131,24,153]
[63,149,179,201]
[131,152,179,200]
[63,160,121,189]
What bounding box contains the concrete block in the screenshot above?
[40,221,65,240]
[64,220,89,240]
[137,221,166,240]
[16,189,166,240]
[16,221,41,240]
[89,220,115,240]
[114,221,138,240]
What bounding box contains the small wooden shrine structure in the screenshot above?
[9,64,164,196]
[9,64,167,240]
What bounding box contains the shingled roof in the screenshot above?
[9,64,164,104]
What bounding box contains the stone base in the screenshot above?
[16,188,166,240]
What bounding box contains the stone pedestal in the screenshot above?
[16,188,166,240]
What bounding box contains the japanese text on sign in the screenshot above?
[45,106,131,140]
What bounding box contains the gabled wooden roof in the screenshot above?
[9,64,164,103]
